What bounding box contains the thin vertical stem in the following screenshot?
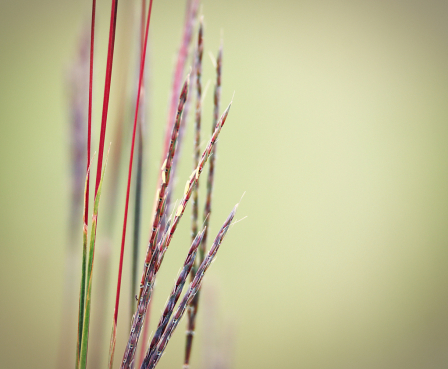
[132,0,147,322]
[108,1,154,368]
[95,0,119,197]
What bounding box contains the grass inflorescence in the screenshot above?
[68,1,242,369]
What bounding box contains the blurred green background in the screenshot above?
[1,0,448,368]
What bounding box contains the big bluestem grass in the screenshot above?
[67,1,241,369]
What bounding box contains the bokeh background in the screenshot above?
[1,0,448,368]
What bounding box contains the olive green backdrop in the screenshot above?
[1,0,448,368]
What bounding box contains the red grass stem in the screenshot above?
[108,1,154,368]
[95,0,118,197]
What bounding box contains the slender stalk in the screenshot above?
[140,229,205,369]
[132,132,144,303]
[108,1,154,368]
[132,0,147,323]
[79,147,110,369]
[184,19,203,368]
[95,0,119,196]
[144,206,238,369]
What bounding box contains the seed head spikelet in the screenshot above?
[202,44,223,259]
[153,102,232,267]
[191,18,203,245]
[138,77,189,301]
[143,206,237,369]
[139,16,202,355]
[185,19,204,367]
[68,4,243,368]
[140,229,205,369]
[121,226,164,369]
[127,99,230,369]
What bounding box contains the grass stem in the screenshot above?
[95,0,118,197]
[108,1,154,368]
